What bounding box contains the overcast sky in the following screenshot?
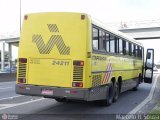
[1,0,160,34]
[0,0,160,62]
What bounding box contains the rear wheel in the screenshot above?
[95,82,114,106]
[132,75,141,91]
[113,82,120,102]
[55,98,65,102]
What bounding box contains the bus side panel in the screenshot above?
[91,53,142,89]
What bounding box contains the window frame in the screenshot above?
[91,24,143,58]
[92,27,99,51]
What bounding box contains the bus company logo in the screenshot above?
[32,24,70,55]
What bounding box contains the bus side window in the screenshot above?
[119,38,123,54]
[92,27,99,50]
[110,34,115,53]
[139,46,142,59]
[106,33,110,52]
[131,44,134,56]
[129,42,132,56]
[141,47,144,60]
[99,30,106,51]
[135,45,138,57]
[123,40,126,55]
[137,46,140,58]
[102,32,106,51]
[133,44,136,57]
[126,41,129,55]
[116,37,119,53]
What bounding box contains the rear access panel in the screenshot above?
[28,58,72,87]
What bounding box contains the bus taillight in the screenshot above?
[72,82,83,87]
[73,60,84,66]
[18,78,26,83]
[19,58,27,63]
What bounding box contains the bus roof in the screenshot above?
[90,16,143,47]
[24,12,142,47]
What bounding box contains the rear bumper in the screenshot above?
[15,84,109,101]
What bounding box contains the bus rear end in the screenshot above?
[16,12,92,101]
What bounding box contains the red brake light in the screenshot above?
[19,58,27,63]
[80,61,84,66]
[73,60,84,66]
[18,78,26,83]
[72,82,83,87]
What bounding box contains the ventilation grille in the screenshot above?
[92,74,102,87]
[73,66,83,81]
[18,63,27,78]
[90,87,101,95]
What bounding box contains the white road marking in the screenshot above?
[0,95,23,101]
[0,81,15,85]
[129,74,159,114]
[0,104,14,107]
[0,87,13,90]
[0,98,45,110]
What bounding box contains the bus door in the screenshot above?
[144,49,154,83]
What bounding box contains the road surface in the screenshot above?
[0,73,159,120]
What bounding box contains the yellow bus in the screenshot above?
[16,12,154,106]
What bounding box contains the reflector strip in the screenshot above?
[102,63,112,84]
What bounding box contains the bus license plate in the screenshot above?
[41,89,53,95]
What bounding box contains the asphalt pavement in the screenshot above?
[0,73,16,82]
[0,73,159,120]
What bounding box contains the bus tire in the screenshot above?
[96,82,114,106]
[55,98,65,102]
[132,75,141,91]
[94,82,114,106]
[105,82,114,106]
[113,82,120,102]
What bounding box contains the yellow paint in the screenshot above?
[17,12,143,89]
